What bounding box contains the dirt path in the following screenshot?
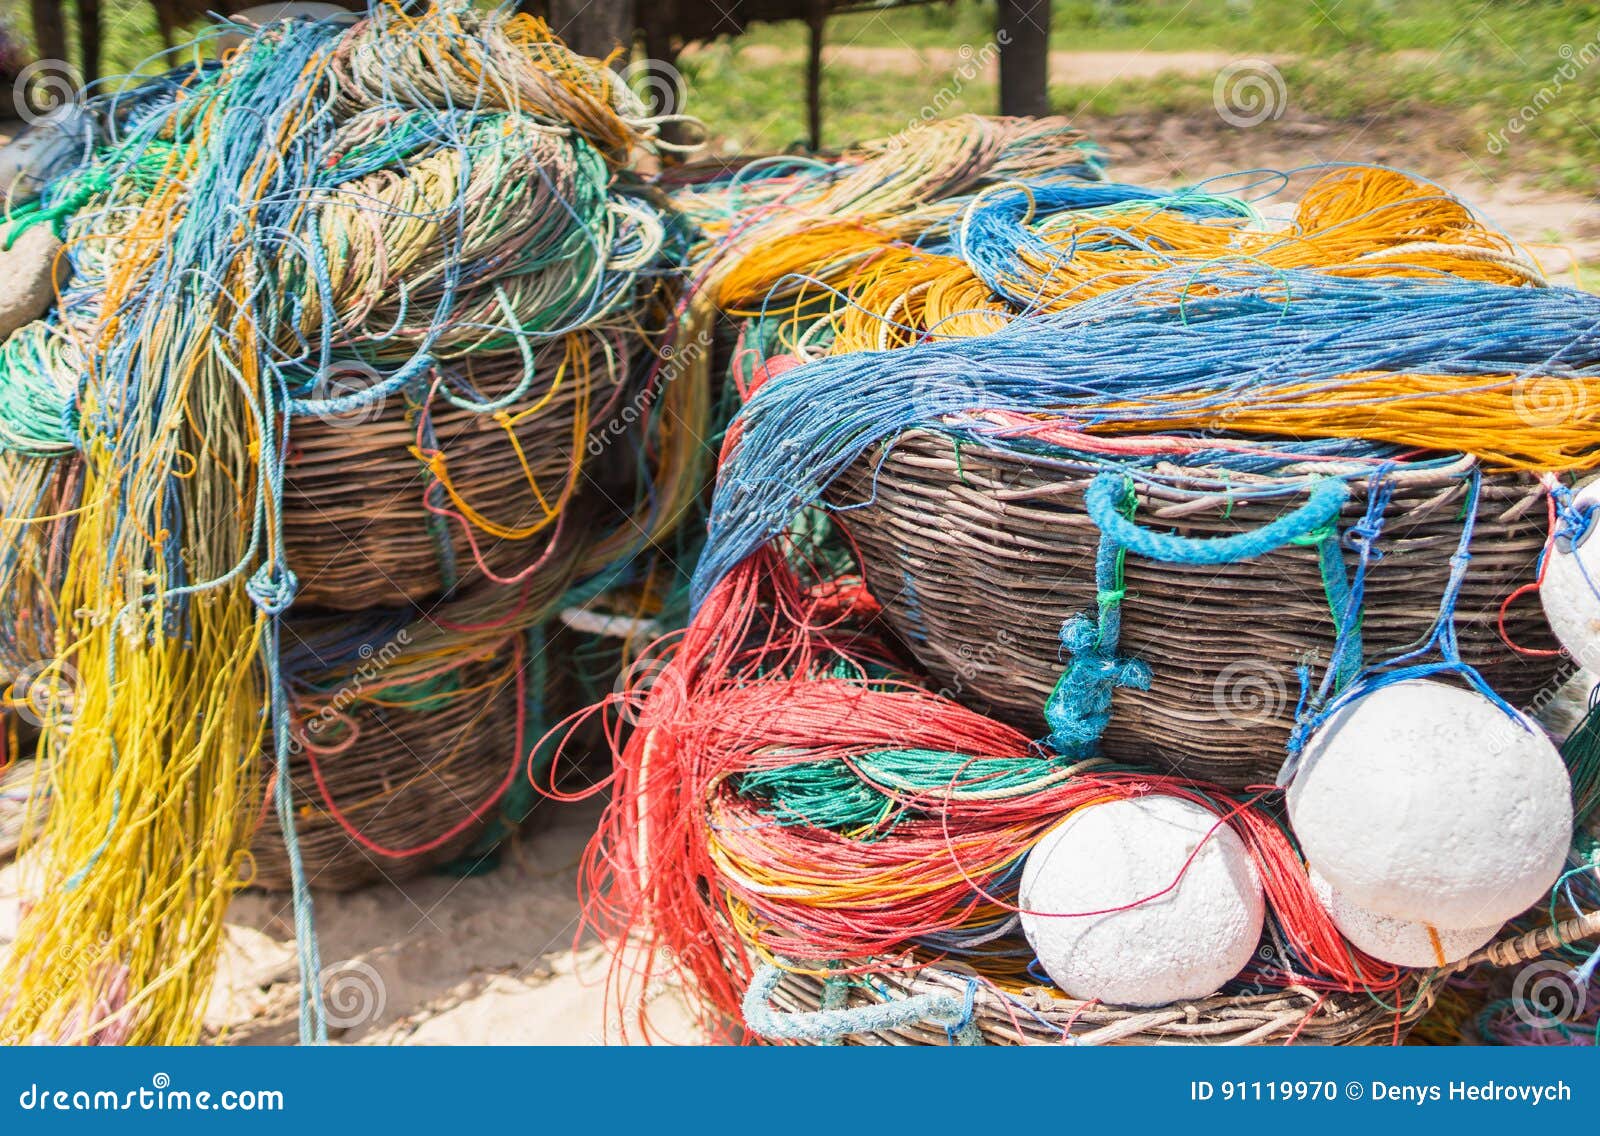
[716,43,1238,86]
[207,798,700,1045]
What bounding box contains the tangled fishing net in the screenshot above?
[0,2,704,1044]
[554,136,1600,1043]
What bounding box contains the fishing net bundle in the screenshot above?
[0,1,706,1044]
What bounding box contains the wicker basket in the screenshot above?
[749,959,1437,1046]
[283,334,637,609]
[830,431,1563,786]
[247,629,526,893]
[744,906,1600,1046]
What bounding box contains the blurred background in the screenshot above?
[0,0,1595,186]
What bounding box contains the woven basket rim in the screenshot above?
[886,426,1488,501]
[746,904,1600,1045]
[753,954,1438,1046]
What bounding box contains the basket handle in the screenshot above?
[741,963,982,1044]
[1084,473,1350,565]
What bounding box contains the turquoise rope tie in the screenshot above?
[742,963,984,1046]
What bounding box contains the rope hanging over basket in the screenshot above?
[0,1,693,1045]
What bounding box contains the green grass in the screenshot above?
[679,37,1000,154]
[674,0,1600,184]
[1,0,170,81]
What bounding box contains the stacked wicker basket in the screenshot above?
[0,8,713,897]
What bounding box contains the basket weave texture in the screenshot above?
[830,430,1563,786]
[248,639,522,892]
[756,958,1437,1046]
[283,337,632,609]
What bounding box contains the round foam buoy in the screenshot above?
[1287,678,1571,929]
[1541,480,1600,672]
[1309,867,1497,968]
[1019,795,1264,1007]
[0,106,90,207]
[216,4,357,53]
[0,223,67,343]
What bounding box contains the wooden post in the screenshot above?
[806,0,825,150]
[546,0,636,63]
[27,0,67,73]
[639,3,692,155]
[997,0,1050,118]
[78,0,102,86]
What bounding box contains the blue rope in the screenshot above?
[1082,471,1350,565]
[742,964,984,1045]
[1281,467,1527,783]
[690,266,1600,608]
[1044,480,1150,758]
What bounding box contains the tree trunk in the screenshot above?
[78,0,102,86]
[546,0,636,63]
[27,0,67,72]
[805,0,825,150]
[639,4,693,155]
[997,0,1050,118]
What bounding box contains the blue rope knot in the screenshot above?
[944,975,984,1046]
[1552,484,1599,553]
[247,564,299,615]
[1340,515,1386,562]
[1045,615,1151,759]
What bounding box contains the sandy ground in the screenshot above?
[0,49,1596,1047]
[0,795,703,1046]
[209,796,701,1045]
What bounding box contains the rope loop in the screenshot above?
[741,963,983,1045]
[1084,472,1351,565]
[246,564,299,615]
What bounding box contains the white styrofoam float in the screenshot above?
[1287,678,1571,930]
[1540,479,1600,674]
[1019,794,1264,1006]
[1308,867,1498,968]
